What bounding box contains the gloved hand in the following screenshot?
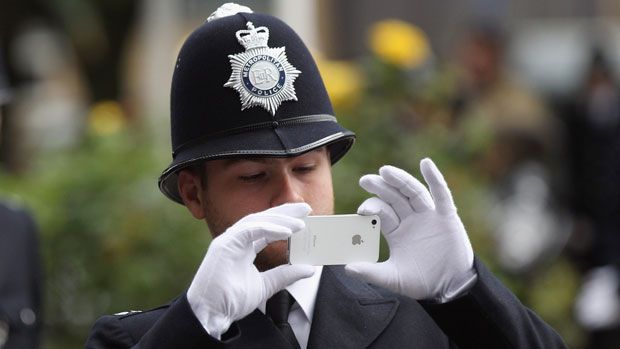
[346,158,477,303]
[187,203,315,339]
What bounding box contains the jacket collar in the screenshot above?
[307,266,400,348]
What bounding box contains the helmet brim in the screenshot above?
[158,119,355,204]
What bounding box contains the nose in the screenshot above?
[270,171,304,207]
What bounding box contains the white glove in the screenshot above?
[187,203,315,339]
[345,158,476,303]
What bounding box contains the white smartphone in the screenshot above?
[288,214,381,266]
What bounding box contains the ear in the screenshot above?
[177,169,206,219]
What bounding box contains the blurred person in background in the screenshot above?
[0,47,42,349]
[565,48,620,349]
[450,22,569,275]
[0,201,42,349]
[84,4,566,348]
[0,53,42,346]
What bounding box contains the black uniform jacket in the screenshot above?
[0,202,41,349]
[85,259,567,348]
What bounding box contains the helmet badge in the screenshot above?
[224,22,301,115]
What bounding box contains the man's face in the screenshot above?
[198,147,334,271]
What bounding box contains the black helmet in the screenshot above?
[158,4,355,203]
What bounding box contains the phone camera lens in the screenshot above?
[371,219,377,225]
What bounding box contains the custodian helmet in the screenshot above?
[158,3,355,203]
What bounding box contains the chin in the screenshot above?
[254,240,289,272]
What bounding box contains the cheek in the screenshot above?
[201,187,267,237]
[303,170,334,215]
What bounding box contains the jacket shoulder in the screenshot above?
[85,303,170,349]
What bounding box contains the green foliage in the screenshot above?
[1,130,208,348]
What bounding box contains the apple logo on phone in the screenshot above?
[352,234,364,245]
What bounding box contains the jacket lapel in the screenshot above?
[307,266,399,348]
[232,309,294,348]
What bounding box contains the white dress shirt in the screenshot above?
[260,266,323,349]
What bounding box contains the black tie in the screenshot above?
[266,290,301,349]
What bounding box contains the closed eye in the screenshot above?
[294,165,316,173]
[239,172,266,182]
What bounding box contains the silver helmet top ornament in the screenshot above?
[206,3,253,22]
[223,20,301,115]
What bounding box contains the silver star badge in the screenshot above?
[224,22,301,115]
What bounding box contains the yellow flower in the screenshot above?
[316,58,363,109]
[369,20,431,69]
[88,100,126,135]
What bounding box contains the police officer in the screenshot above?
[86,4,566,348]
[0,201,41,349]
[0,48,41,349]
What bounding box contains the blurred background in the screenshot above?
[1,0,620,348]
